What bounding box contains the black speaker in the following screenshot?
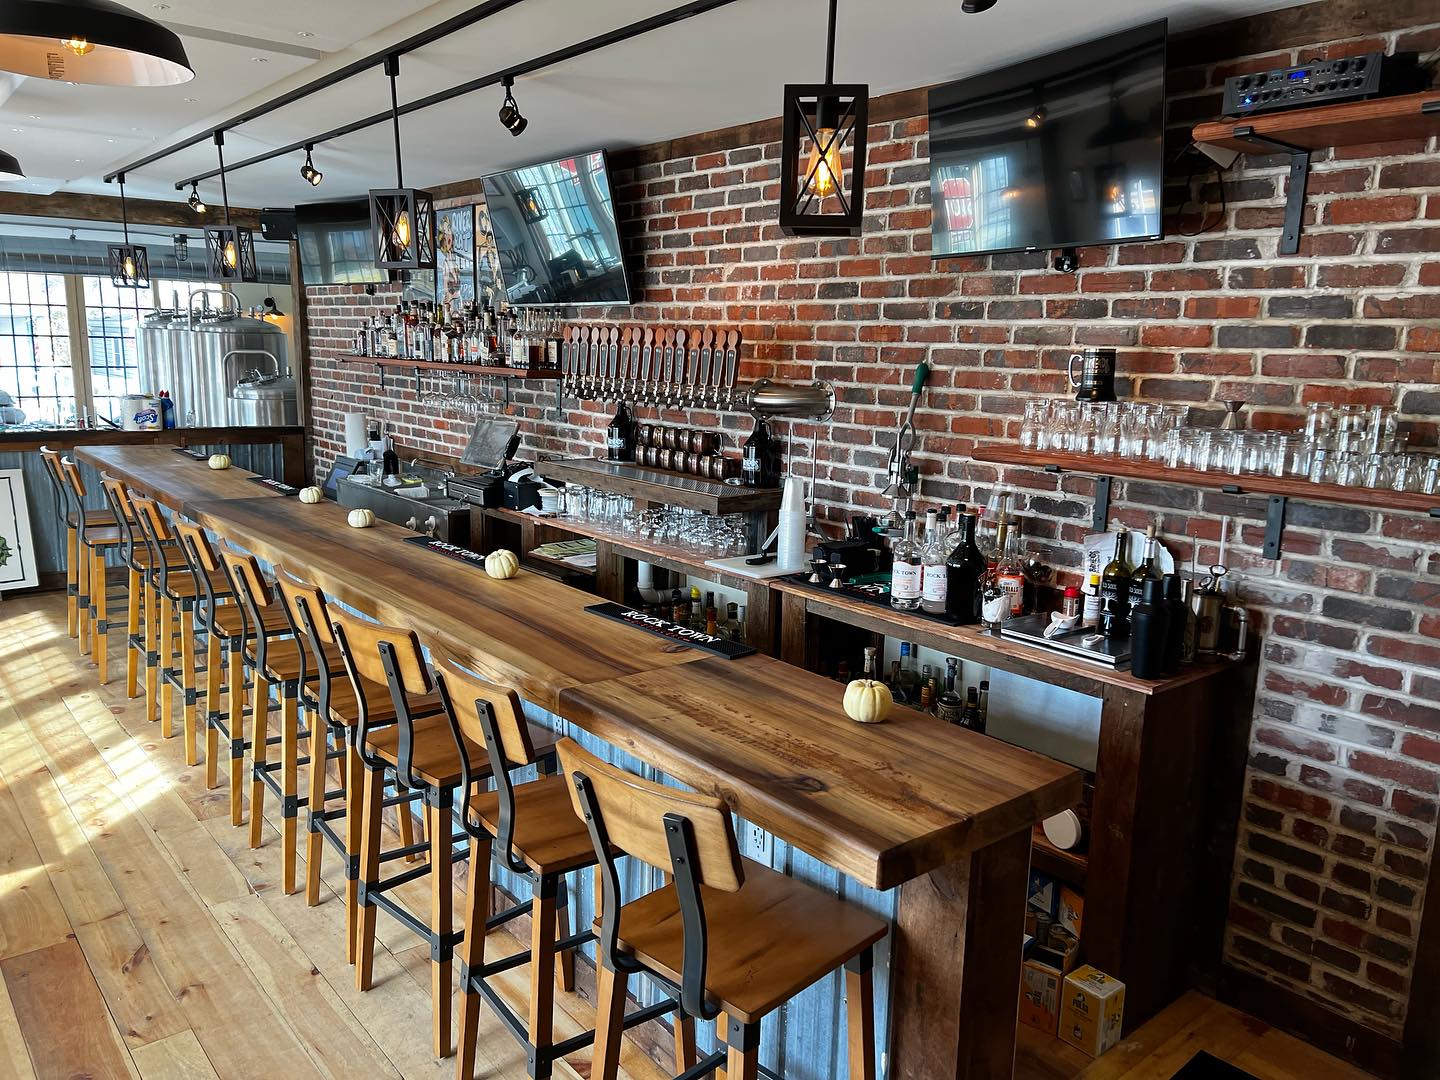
[260,208,297,241]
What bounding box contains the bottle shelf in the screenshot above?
[336,354,559,380]
[1031,825,1087,889]
[1191,91,1440,153]
[971,444,1440,519]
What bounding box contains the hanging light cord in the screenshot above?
[117,173,131,245]
[214,131,232,225]
[386,55,403,188]
[824,0,836,83]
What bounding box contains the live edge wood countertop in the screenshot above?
[76,444,1082,891]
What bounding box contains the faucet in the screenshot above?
[188,289,240,328]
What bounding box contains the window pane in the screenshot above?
[0,271,74,424]
[82,274,157,421]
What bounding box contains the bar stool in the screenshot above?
[558,738,888,1080]
[333,611,554,1058]
[57,457,123,675]
[220,548,346,896]
[434,650,645,1080]
[273,571,420,955]
[172,521,287,824]
[38,446,113,640]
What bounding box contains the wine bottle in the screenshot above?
[1099,530,1133,639]
[946,511,986,624]
[1129,524,1163,614]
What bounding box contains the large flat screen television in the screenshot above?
[295,199,388,285]
[482,150,630,307]
[928,20,1167,260]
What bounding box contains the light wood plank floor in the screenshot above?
[0,592,1379,1080]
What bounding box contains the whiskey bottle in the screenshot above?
[996,525,1027,618]
[960,686,986,733]
[890,511,923,611]
[921,508,951,616]
[888,659,906,703]
[861,645,880,681]
[945,510,986,624]
[978,678,989,729]
[1099,530,1133,639]
[721,601,741,640]
[936,657,966,724]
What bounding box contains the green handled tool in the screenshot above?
[882,362,929,500]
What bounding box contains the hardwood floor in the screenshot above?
[0,592,1379,1080]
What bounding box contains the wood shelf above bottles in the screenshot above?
[335,354,559,380]
[971,444,1440,519]
[1191,91,1440,153]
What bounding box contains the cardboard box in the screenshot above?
[1058,965,1126,1057]
[1058,885,1084,938]
[1018,958,1063,1034]
[1028,870,1058,917]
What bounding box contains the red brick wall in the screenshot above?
[305,16,1440,1036]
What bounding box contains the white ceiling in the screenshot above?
[0,0,1311,212]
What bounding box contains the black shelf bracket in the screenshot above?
[1229,125,1310,255]
[1429,507,1440,518]
[1263,495,1288,560]
[1422,100,1440,115]
[1092,475,1112,533]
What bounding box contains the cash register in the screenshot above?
[444,417,542,510]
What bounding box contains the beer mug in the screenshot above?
[1067,348,1118,403]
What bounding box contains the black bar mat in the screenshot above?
[172,447,208,460]
[401,534,490,569]
[247,476,299,495]
[585,601,755,659]
[781,573,965,626]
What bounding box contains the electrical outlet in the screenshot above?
[746,821,772,861]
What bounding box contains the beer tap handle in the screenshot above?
[723,329,740,410]
[673,329,687,410]
[560,325,572,402]
[639,328,655,407]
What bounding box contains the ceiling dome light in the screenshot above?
[0,149,25,181]
[186,181,205,213]
[299,144,322,187]
[962,0,997,11]
[497,75,527,136]
[0,0,194,86]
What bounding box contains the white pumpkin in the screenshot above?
[842,679,893,724]
[207,454,232,470]
[347,508,375,529]
[297,486,323,504]
[484,549,520,579]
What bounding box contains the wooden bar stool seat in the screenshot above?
[243,634,346,684]
[362,711,548,790]
[559,738,888,1080]
[464,777,598,876]
[211,602,293,638]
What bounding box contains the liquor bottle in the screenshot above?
[945,510,986,624]
[890,511,923,611]
[689,586,705,631]
[837,660,851,684]
[705,602,718,637]
[734,604,748,644]
[919,682,933,714]
[741,417,776,487]
[920,509,951,616]
[607,398,634,462]
[721,601,741,641]
[861,645,879,681]
[996,526,1027,618]
[887,659,906,703]
[922,508,938,550]
[977,679,989,729]
[671,588,687,625]
[1130,525,1163,615]
[936,657,965,724]
[1099,530,1134,639]
[920,664,934,709]
[960,687,985,733]
[902,641,921,700]
[893,641,917,702]
[1162,574,1189,673]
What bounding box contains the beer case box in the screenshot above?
[1028,870,1058,917]
[1058,965,1126,1058]
[1058,885,1084,938]
[1018,958,1063,1035]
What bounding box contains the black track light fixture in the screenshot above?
[299,143,322,187]
[962,0,997,12]
[186,181,206,214]
[497,75,527,136]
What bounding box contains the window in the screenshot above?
[0,272,75,424]
[82,275,156,420]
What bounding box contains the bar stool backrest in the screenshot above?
[172,520,227,633]
[98,476,141,570]
[128,493,178,594]
[330,609,431,788]
[274,570,335,709]
[432,649,534,872]
[57,458,92,543]
[557,737,743,1020]
[218,548,277,673]
[38,446,70,523]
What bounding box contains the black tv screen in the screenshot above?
[295,199,388,285]
[928,20,1167,259]
[482,150,630,307]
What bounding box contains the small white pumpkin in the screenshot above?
[484,549,520,579]
[207,453,232,470]
[842,679,893,724]
[297,486,323,504]
[347,508,375,529]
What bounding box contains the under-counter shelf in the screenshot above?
[1032,825,1087,889]
[533,457,782,515]
[335,353,558,380]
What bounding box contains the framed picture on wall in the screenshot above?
[475,202,501,310]
[0,469,38,592]
[435,205,476,318]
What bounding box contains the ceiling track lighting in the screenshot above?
[186,181,206,214]
[107,171,150,288]
[778,0,867,236]
[0,147,25,181]
[961,0,998,12]
[203,130,257,282]
[497,75,527,136]
[368,55,435,271]
[0,0,195,86]
[299,143,323,187]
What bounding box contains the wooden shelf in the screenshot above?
[335,354,558,380]
[1192,91,1440,153]
[1031,825,1087,889]
[533,457,782,515]
[972,444,1440,518]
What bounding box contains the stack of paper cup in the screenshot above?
[343,412,368,457]
[776,476,808,571]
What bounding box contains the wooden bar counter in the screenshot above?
[77,444,1082,1078]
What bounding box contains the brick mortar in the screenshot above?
[303,16,1440,1036]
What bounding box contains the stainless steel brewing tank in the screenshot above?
[136,312,288,426]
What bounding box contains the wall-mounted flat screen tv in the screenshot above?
[482,149,631,307]
[295,199,388,285]
[928,19,1167,259]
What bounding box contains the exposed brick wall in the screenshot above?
[304,14,1440,1037]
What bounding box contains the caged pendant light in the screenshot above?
[778,0,868,236]
[368,55,434,271]
[203,130,257,282]
[0,0,193,86]
[107,172,149,288]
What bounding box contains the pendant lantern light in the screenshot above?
[172,233,188,261]
[107,172,149,288]
[368,55,435,272]
[778,0,868,236]
[203,130,257,282]
[0,149,25,181]
[0,0,193,86]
